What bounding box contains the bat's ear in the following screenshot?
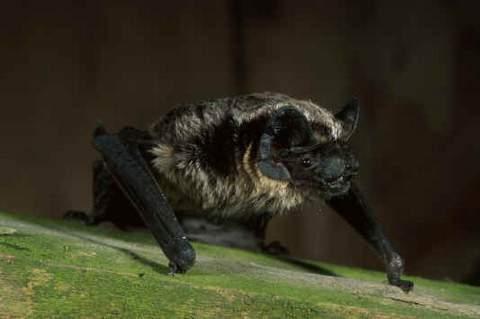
[335,98,359,141]
[257,106,313,181]
[257,130,291,181]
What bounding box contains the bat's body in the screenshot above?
[149,93,338,217]
[66,92,413,292]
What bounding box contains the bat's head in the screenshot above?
[277,141,359,197]
[258,98,360,198]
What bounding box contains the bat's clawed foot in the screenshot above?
[63,210,96,226]
[261,241,290,255]
[166,243,196,276]
[167,254,195,276]
[387,253,414,293]
[168,262,181,276]
[389,277,414,293]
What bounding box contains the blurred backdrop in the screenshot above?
[1,0,479,284]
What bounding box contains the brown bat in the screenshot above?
[66,92,413,292]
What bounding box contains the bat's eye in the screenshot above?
[302,158,312,168]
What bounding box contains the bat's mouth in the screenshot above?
[292,174,353,197]
[326,175,348,188]
[317,175,352,197]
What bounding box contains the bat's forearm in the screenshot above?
[93,128,196,273]
[327,183,413,292]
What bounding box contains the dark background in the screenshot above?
[1,0,479,284]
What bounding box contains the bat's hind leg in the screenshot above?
[248,212,289,255]
[64,159,142,229]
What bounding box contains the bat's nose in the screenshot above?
[322,157,347,182]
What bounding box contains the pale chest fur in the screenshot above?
[150,143,305,219]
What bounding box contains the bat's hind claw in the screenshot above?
[168,262,178,276]
[63,210,96,225]
[389,277,414,293]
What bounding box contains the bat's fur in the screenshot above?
[65,91,414,292]
[149,92,343,220]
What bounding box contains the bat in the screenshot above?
[66,92,413,292]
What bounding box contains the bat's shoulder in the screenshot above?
[229,92,335,125]
[150,92,308,129]
[149,92,337,145]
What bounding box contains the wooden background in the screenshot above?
[1,0,479,284]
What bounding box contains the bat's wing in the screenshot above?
[93,127,195,273]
